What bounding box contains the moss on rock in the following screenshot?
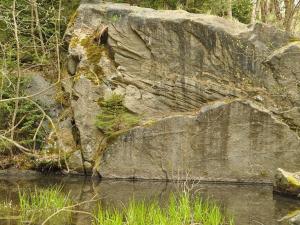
[96,94,140,136]
[80,36,105,65]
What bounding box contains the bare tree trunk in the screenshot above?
[261,0,271,22]
[273,0,282,21]
[55,0,62,82]
[30,0,39,59]
[251,0,257,23]
[252,0,261,23]
[11,0,21,156]
[261,0,267,22]
[227,0,232,19]
[32,0,45,54]
[283,0,299,32]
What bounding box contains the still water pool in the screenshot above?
[0,171,299,225]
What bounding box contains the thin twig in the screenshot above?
[41,195,100,225]
[10,0,21,156]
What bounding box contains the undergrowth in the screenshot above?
[111,0,253,23]
[0,0,81,66]
[0,75,47,154]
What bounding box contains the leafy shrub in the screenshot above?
[111,0,180,9]
[96,94,140,135]
[0,0,81,65]
[232,0,253,24]
[110,0,252,24]
[0,75,47,153]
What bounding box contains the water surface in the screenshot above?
[0,172,299,225]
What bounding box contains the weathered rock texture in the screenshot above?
[59,1,300,181]
[100,100,300,182]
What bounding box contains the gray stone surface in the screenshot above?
[99,100,300,182]
[61,2,300,179]
[71,77,104,172]
[265,42,300,106]
[25,74,59,117]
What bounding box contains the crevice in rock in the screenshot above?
[130,25,155,61]
[70,106,87,175]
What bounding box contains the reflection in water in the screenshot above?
[0,174,299,225]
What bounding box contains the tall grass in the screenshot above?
[93,193,234,225]
[18,186,72,225]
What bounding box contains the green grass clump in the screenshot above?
[96,94,140,135]
[93,193,234,225]
[18,186,72,225]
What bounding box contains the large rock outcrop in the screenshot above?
[99,100,300,182]
[58,1,300,181]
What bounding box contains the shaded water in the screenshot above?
[0,172,299,225]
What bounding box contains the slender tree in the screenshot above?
[273,0,283,21]
[283,0,300,32]
[260,0,270,22]
[227,0,233,19]
[251,0,261,23]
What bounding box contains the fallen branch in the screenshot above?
[0,135,36,157]
[41,195,100,225]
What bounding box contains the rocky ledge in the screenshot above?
[98,100,300,182]
[275,168,300,198]
[44,1,300,182]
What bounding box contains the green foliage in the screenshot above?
[0,75,47,153]
[94,193,234,225]
[18,186,72,225]
[232,0,252,24]
[96,94,140,135]
[0,0,80,156]
[110,0,252,24]
[0,0,81,65]
[80,37,104,65]
[193,0,227,16]
[111,0,180,9]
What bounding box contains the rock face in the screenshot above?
[25,73,59,117]
[58,1,300,180]
[275,168,300,197]
[99,100,300,182]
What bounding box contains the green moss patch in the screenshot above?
[69,36,80,49]
[96,94,140,136]
[80,36,105,65]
